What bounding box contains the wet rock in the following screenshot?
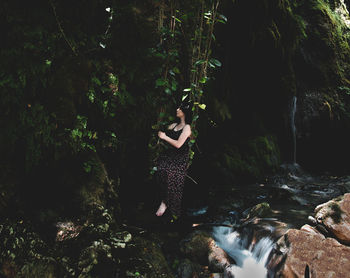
[300,224,324,236]
[176,258,200,278]
[180,230,212,265]
[179,230,233,274]
[242,202,272,220]
[314,193,350,244]
[208,238,232,273]
[272,228,350,278]
[122,235,175,278]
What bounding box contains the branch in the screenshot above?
[186,174,198,184]
[49,0,78,56]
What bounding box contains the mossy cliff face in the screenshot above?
[293,0,350,173]
[202,0,350,181]
[208,135,281,185]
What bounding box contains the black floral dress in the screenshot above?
[156,124,190,217]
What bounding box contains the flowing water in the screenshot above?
[178,96,350,277]
[213,226,274,278]
[187,166,350,277]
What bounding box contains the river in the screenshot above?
[179,163,350,277]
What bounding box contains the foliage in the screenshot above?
[0,1,119,173]
[148,0,226,175]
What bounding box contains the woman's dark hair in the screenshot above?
[179,101,193,124]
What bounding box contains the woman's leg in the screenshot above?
[166,171,185,218]
[156,201,167,216]
[155,169,169,216]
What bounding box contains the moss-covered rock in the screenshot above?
[121,236,175,278]
[212,135,281,183]
[0,219,64,278]
[243,202,273,220]
[179,230,212,266]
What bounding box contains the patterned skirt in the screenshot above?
[156,149,188,217]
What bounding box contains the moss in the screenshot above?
[20,262,59,278]
[246,202,272,219]
[217,134,281,181]
[301,0,350,85]
[327,202,343,224]
[124,236,175,278]
[245,135,281,172]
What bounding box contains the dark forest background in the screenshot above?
[1,0,350,277]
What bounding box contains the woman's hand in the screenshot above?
[158,131,166,140]
[158,125,191,149]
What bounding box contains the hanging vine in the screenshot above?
[148,0,226,175]
[186,0,224,162]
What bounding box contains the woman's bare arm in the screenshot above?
[158,124,191,149]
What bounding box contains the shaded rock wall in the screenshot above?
[202,0,350,181]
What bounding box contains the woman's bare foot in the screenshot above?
[156,201,167,216]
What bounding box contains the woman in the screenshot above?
[155,102,192,218]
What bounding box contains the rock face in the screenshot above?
[314,193,350,244]
[272,227,350,277]
[179,230,233,275]
[272,193,350,277]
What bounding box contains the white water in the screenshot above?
[212,226,274,278]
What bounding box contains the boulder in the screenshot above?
[208,238,231,272]
[314,193,350,244]
[123,235,175,278]
[180,230,212,265]
[272,226,350,277]
[179,230,232,273]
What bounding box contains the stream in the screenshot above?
[179,163,350,277]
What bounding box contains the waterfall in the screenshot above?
[212,226,274,278]
[290,96,297,165]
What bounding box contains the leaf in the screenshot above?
[155,78,166,87]
[173,67,180,74]
[209,58,222,67]
[194,60,206,66]
[182,94,188,101]
[165,88,171,95]
[199,77,207,84]
[172,16,182,23]
[92,77,101,86]
[198,104,206,110]
[171,81,177,91]
[183,88,191,92]
[218,14,228,23]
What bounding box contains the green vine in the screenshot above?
[148,0,226,175]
